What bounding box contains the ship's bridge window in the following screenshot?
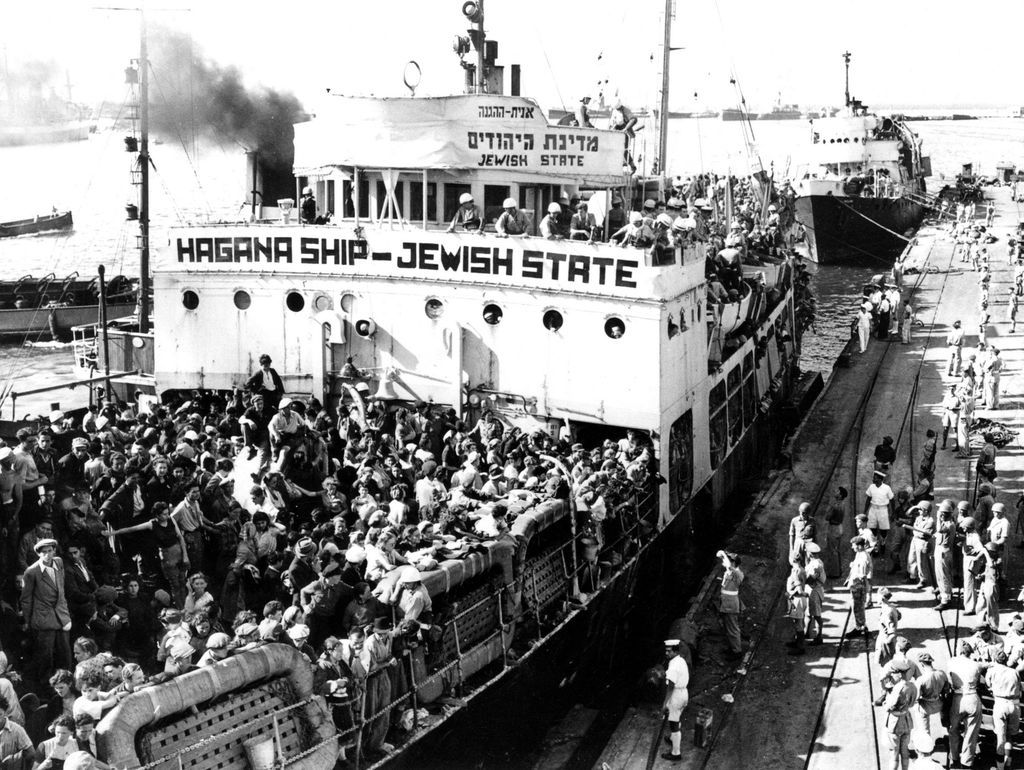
[604,317,626,339]
[233,290,251,310]
[342,179,370,218]
[444,183,472,222]
[181,290,199,310]
[482,303,503,325]
[376,180,405,220]
[484,185,511,226]
[409,182,437,223]
[543,309,564,332]
[286,292,305,312]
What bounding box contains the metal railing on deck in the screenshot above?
[136,488,660,770]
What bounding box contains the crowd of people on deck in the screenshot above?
[443,174,810,334]
[444,174,793,254]
[0,353,661,766]
[792,203,1024,770]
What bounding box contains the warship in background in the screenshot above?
[0,63,95,147]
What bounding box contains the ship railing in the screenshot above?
[144,488,661,770]
[520,486,659,639]
[309,487,661,768]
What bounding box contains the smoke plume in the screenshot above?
[148,26,306,167]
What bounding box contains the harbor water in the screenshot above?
[0,115,1021,409]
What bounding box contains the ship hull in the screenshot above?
[0,122,93,147]
[0,210,73,237]
[0,303,135,339]
[376,390,792,769]
[795,194,926,265]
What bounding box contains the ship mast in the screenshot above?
[137,9,151,333]
[842,50,851,108]
[655,0,673,175]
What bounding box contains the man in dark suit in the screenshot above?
[245,354,285,411]
[63,542,98,641]
[19,538,72,686]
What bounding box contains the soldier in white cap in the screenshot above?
[300,185,317,224]
[661,638,688,762]
[539,202,565,240]
[446,193,483,234]
[804,542,826,644]
[946,320,964,376]
[494,198,528,237]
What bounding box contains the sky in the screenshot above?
[2,0,1023,115]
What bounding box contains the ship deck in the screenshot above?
[594,185,1024,769]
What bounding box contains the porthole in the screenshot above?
[233,290,251,310]
[313,294,332,312]
[542,309,564,331]
[425,298,445,319]
[604,317,626,339]
[181,290,199,310]
[340,293,356,313]
[286,291,305,312]
[482,303,503,325]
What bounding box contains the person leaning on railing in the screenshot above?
[494,198,528,237]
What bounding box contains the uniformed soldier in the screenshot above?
[661,639,689,763]
[947,640,983,768]
[985,650,1021,770]
[717,550,744,659]
[946,320,964,376]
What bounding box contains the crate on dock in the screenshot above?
[694,707,714,747]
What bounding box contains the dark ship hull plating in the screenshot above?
[795,194,926,265]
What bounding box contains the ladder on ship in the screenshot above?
[900,188,951,215]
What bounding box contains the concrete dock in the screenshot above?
[596,186,1024,769]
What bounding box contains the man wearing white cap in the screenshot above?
[55,437,90,495]
[268,397,305,472]
[20,537,72,684]
[805,542,826,644]
[446,192,483,234]
[495,198,528,237]
[661,638,689,762]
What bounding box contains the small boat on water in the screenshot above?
[0,271,136,339]
[0,209,73,238]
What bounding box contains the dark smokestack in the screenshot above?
[148,26,307,169]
